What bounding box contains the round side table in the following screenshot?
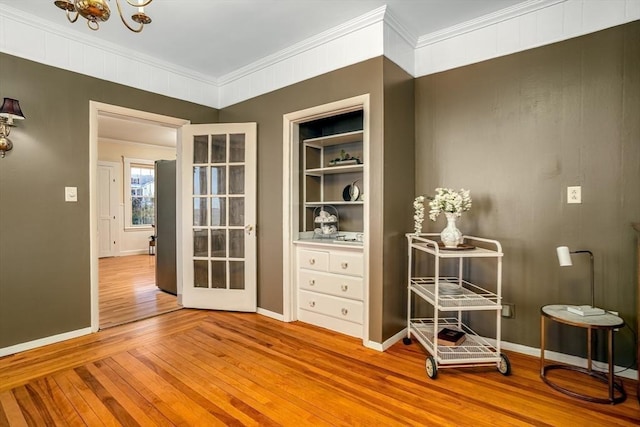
[540,304,626,404]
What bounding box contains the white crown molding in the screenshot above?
[417,0,567,47]
[382,7,419,47]
[218,5,388,86]
[0,5,218,87]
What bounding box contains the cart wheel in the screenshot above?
[498,353,511,376]
[402,337,412,345]
[425,356,438,379]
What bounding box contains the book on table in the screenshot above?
[437,328,466,346]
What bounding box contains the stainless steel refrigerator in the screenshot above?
[155,160,177,295]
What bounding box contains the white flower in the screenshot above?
[427,188,472,221]
[413,196,425,234]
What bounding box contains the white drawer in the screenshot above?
[298,249,329,272]
[298,270,363,300]
[299,290,363,325]
[329,252,363,277]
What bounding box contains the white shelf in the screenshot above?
[305,201,364,206]
[303,130,363,147]
[306,164,363,175]
[410,318,499,364]
[410,277,499,311]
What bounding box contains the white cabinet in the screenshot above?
[296,245,364,338]
[404,233,511,379]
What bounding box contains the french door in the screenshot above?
[180,123,257,311]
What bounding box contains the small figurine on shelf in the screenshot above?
[328,149,362,166]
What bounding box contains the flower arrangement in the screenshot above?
[413,196,425,234]
[428,188,472,221]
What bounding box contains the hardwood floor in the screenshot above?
[99,254,180,329]
[0,309,638,426]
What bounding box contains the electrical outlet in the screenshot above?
[567,186,581,204]
[501,303,515,318]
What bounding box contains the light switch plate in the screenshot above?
[65,186,78,202]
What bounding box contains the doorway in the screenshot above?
[90,102,190,331]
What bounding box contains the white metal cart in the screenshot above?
[404,233,511,379]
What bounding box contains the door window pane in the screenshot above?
[229,229,244,259]
[211,261,226,289]
[193,166,207,195]
[229,133,245,162]
[229,261,245,290]
[193,229,208,257]
[211,166,226,195]
[211,134,226,163]
[193,198,207,226]
[211,229,226,258]
[193,135,208,164]
[211,197,227,226]
[194,260,208,288]
[229,197,244,226]
[229,165,244,195]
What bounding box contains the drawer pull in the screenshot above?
[309,279,315,286]
[309,258,315,265]
[341,308,348,316]
[341,284,348,292]
[309,301,316,308]
[341,262,348,269]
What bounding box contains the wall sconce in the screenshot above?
[0,98,26,158]
[556,246,605,316]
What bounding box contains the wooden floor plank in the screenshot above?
[99,254,180,329]
[1,309,639,426]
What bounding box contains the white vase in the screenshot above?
[441,212,462,248]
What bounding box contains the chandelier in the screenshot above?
[53,0,152,33]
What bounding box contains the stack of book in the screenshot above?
[437,327,466,346]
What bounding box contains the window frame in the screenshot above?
[124,157,155,231]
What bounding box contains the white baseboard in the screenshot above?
[119,249,150,256]
[257,307,285,322]
[366,328,408,351]
[0,327,93,358]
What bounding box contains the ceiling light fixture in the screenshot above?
[53,0,152,33]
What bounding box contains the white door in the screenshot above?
[181,123,257,311]
[97,162,119,258]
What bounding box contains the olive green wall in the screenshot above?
[0,53,218,348]
[415,22,640,365]
[381,59,415,339]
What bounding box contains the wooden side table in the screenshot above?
[540,304,626,404]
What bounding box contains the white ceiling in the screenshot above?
[1,0,527,145]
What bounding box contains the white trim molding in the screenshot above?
[0,327,93,358]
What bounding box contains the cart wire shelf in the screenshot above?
[410,317,499,364]
[410,277,499,310]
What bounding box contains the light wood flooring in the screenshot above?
[1,309,638,426]
[99,254,180,329]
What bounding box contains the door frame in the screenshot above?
[97,160,121,258]
[89,101,190,332]
[281,94,370,343]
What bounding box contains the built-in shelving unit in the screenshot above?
[293,105,368,339]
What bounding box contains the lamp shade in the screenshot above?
[556,246,573,266]
[0,98,25,120]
